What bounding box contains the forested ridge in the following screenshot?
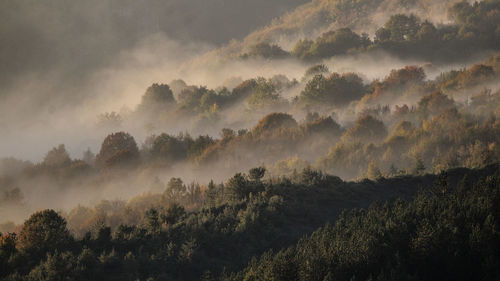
[241,0,500,62]
[207,0,500,62]
[230,166,500,281]
[2,0,500,280]
[1,164,499,280]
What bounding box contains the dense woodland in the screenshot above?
[1,164,499,280]
[243,0,500,62]
[2,0,500,280]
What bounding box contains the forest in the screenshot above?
[1,0,500,280]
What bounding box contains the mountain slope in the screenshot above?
[200,0,463,61]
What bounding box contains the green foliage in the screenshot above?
[226,173,250,200]
[145,208,161,235]
[245,42,289,59]
[302,28,369,59]
[302,64,330,81]
[0,233,17,278]
[247,78,288,111]
[27,251,77,281]
[143,84,175,105]
[165,177,186,200]
[95,132,139,169]
[377,14,421,42]
[3,165,500,280]
[342,115,388,143]
[292,39,314,60]
[150,134,189,163]
[304,116,342,136]
[299,72,365,107]
[249,1,500,63]
[232,168,500,281]
[5,0,500,280]
[252,112,298,135]
[249,167,266,182]
[179,86,209,111]
[417,91,455,118]
[17,210,71,256]
[137,84,176,115]
[162,203,186,225]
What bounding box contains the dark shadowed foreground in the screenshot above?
[1,164,499,280]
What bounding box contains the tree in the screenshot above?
[17,210,72,255]
[300,74,329,104]
[302,64,330,81]
[151,133,188,163]
[226,173,249,200]
[383,14,421,41]
[162,203,185,225]
[416,20,438,42]
[139,83,175,110]
[292,39,314,60]
[252,112,298,135]
[221,128,235,139]
[418,92,455,117]
[27,251,77,281]
[103,149,140,170]
[385,66,426,88]
[95,132,139,168]
[304,116,342,136]
[165,177,186,200]
[187,135,215,161]
[447,1,474,24]
[178,86,208,111]
[206,180,217,206]
[249,167,266,182]
[246,42,289,59]
[0,233,17,277]
[375,27,391,42]
[342,115,388,143]
[429,172,449,197]
[247,77,286,111]
[186,183,202,204]
[300,72,365,107]
[43,144,71,167]
[309,28,365,58]
[232,79,258,101]
[145,208,161,235]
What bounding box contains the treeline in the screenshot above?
[95,75,298,135]
[1,163,499,280]
[229,168,500,281]
[2,53,500,209]
[211,0,459,61]
[242,1,500,62]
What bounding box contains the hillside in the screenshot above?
[2,1,500,280]
[200,0,463,60]
[230,165,500,281]
[1,164,498,280]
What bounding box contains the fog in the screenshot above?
[0,34,488,225]
[1,0,497,227]
[0,0,476,161]
[0,0,309,159]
